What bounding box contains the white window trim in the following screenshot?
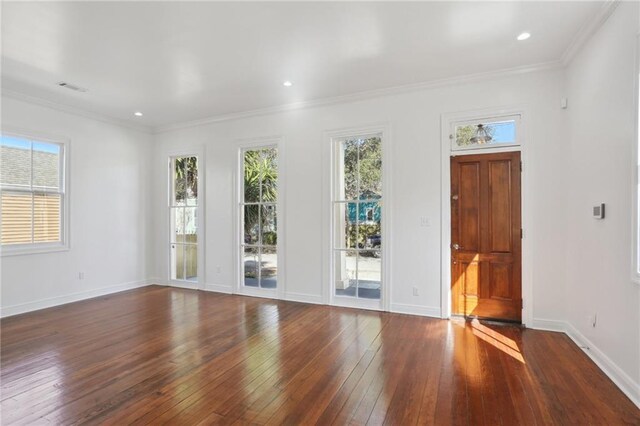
[235,136,285,300]
[441,106,532,326]
[323,124,391,312]
[1,129,70,257]
[166,147,205,289]
[632,32,640,285]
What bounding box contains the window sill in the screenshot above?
[1,243,69,257]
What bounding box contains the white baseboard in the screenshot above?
[530,318,567,332]
[283,292,323,305]
[0,279,153,318]
[529,319,640,408]
[563,322,640,408]
[390,303,441,318]
[203,283,233,294]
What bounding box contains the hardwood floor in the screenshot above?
[1,286,638,425]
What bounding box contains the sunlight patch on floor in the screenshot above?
[471,319,525,364]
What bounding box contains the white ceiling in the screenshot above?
[1,1,605,129]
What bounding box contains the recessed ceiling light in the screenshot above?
[283,81,293,87]
[517,32,531,41]
[134,111,143,117]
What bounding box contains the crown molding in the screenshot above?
[561,0,619,66]
[155,60,562,134]
[156,1,621,135]
[1,88,153,134]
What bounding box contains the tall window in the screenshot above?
[240,147,278,289]
[333,136,382,300]
[170,156,198,282]
[1,134,66,253]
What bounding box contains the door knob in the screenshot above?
[452,243,461,250]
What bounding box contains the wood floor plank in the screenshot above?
[1,286,638,425]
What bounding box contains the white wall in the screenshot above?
[151,68,570,321]
[565,1,640,404]
[0,96,154,316]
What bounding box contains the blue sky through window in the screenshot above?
[1,135,60,153]
[487,120,516,144]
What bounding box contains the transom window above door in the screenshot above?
[451,115,520,151]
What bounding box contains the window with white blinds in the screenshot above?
[1,134,67,254]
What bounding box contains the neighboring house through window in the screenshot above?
[1,134,67,254]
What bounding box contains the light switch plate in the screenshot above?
[593,203,605,219]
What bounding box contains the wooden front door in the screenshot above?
[451,151,522,322]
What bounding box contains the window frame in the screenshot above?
[236,138,283,298]
[165,147,205,289]
[632,33,640,284]
[327,129,388,311]
[450,114,521,152]
[168,154,200,284]
[1,130,70,256]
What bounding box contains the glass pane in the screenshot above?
[334,202,357,249]
[1,192,33,245]
[172,243,185,280]
[243,246,259,287]
[173,158,186,206]
[358,251,381,299]
[359,201,381,250]
[260,148,278,203]
[334,250,357,297]
[185,156,198,206]
[172,208,185,243]
[243,150,261,203]
[243,205,260,245]
[32,142,60,190]
[358,137,382,198]
[486,121,516,144]
[185,244,197,282]
[261,205,277,246]
[455,120,516,148]
[1,136,31,187]
[338,139,358,201]
[184,207,197,244]
[260,247,277,289]
[33,193,61,243]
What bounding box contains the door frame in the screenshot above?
[440,106,533,326]
[166,146,205,290]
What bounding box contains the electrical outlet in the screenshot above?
[420,217,431,227]
[216,266,221,274]
[412,286,419,296]
[78,272,85,280]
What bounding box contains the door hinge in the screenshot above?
[520,161,523,172]
[520,228,524,239]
